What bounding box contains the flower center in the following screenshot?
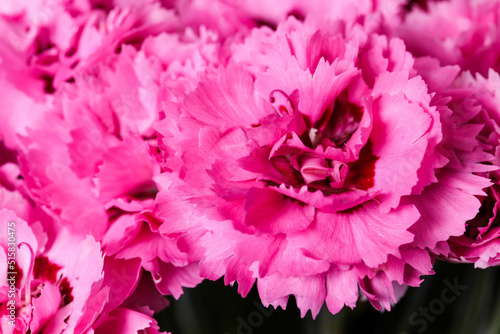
[33,256,74,306]
[309,91,364,149]
[264,89,377,195]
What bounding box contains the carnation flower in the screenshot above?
[167,0,406,35]
[154,16,488,316]
[433,69,500,268]
[0,208,169,333]
[0,0,177,88]
[13,58,202,300]
[0,209,95,333]
[2,0,499,329]
[142,27,222,103]
[395,0,500,76]
[0,6,203,324]
[0,142,169,333]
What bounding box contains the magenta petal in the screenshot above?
[370,75,433,211]
[115,221,188,267]
[183,64,268,131]
[274,183,379,213]
[325,267,359,314]
[223,256,256,297]
[235,233,287,278]
[100,257,142,314]
[45,229,105,333]
[296,202,418,267]
[94,307,164,334]
[94,136,157,202]
[102,214,142,256]
[244,187,315,234]
[0,77,50,150]
[271,248,330,278]
[358,271,396,311]
[406,170,486,250]
[257,272,326,318]
[255,56,359,125]
[151,262,203,299]
[30,283,62,333]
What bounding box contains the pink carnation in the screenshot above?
[0,8,203,325]
[141,27,223,103]
[0,0,177,90]
[2,0,499,329]
[435,69,500,268]
[0,143,169,333]
[166,0,406,35]
[396,0,500,76]
[154,16,489,316]
[0,208,168,333]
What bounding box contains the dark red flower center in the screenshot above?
[33,256,74,306]
[265,89,378,195]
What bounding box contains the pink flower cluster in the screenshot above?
[1,0,500,331]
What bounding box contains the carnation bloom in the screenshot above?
[1,0,496,328]
[0,0,177,90]
[0,6,203,325]
[395,0,500,76]
[141,27,222,103]
[0,144,169,333]
[0,207,169,334]
[155,16,488,316]
[436,69,500,268]
[12,47,202,299]
[164,0,405,35]
[0,209,92,333]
